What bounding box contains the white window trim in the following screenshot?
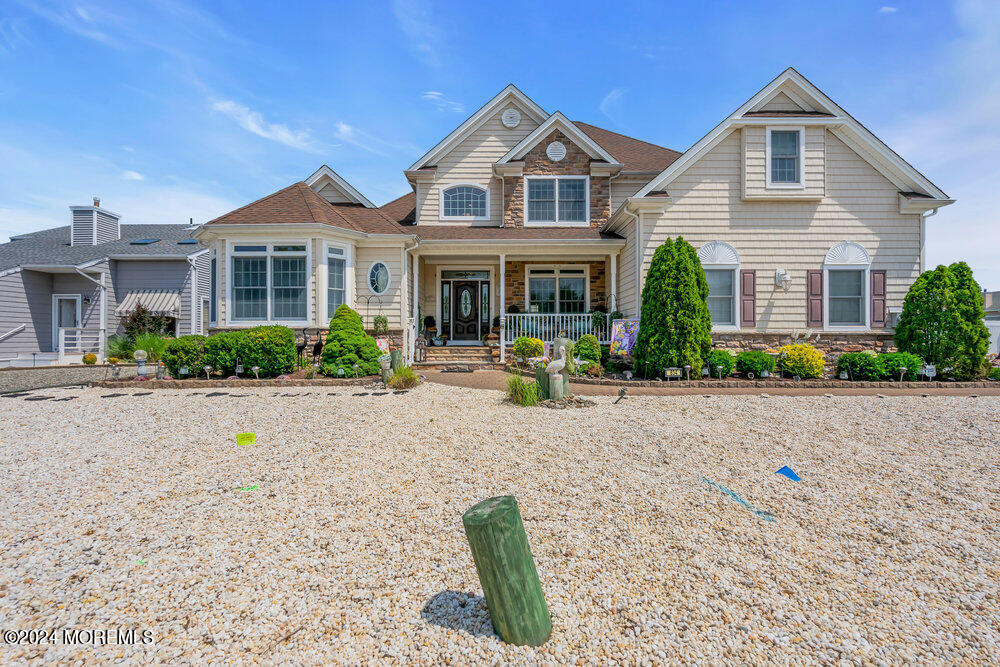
[765,125,805,189]
[702,265,740,332]
[225,239,312,327]
[525,264,590,313]
[200,297,210,334]
[51,294,82,351]
[209,250,217,326]
[438,183,490,221]
[523,175,590,227]
[824,266,870,331]
[321,241,355,322]
[367,260,392,296]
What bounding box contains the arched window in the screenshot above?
[441,184,488,219]
[824,241,871,327]
[697,241,740,328]
[368,262,390,295]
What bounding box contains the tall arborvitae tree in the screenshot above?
[895,262,990,380]
[633,237,713,377]
[948,261,991,379]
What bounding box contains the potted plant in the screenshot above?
[492,315,501,334]
[423,315,437,338]
[373,314,389,336]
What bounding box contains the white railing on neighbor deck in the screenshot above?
[58,327,105,363]
[502,313,610,346]
[987,321,1000,356]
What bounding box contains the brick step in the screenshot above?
[414,362,502,371]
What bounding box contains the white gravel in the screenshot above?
[1,384,998,663]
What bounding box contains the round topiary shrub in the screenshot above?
[512,336,544,360]
[574,334,601,364]
[877,352,924,381]
[321,305,382,377]
[163,335,206,378]
[82,353,97,365]
[778,344,824,379]
[203,330,244,376]
[237,326,297,377]
[835,352,884,381]
[735,350,776,377]
[705,350,736,378]
[989,366,1000,381]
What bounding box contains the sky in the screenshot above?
[0,0,997,287]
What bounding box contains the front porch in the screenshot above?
[408,241,624,364]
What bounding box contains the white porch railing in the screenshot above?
[502,313,610,346]
[58,327,105,364]
[0,323,26,343]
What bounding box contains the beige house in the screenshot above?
[195,68,953,365]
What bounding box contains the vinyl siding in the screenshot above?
[743,126,825,199]
[610,176,648,213]
[72,210,94,246]
[416,99,540,226]
[194,252,211,333]
[617,223,638,317]
[95,211,120,244]
[355,246,404,329]
[52,271,104,333]
[0,269,53,354]
[757,92,803,112]
[638,129,920,331]
[114,260,193,334]
[317,182,355,204]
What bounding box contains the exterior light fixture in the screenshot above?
[251,366,260,380]
[133,349,148,378]
[684,364,691,381]
[775,269,792,291]
[203,365,212,380]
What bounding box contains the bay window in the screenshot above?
[525,176,588,225]
[230,242,309,323]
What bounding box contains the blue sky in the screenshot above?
[1,0,997,287]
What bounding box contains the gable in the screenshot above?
[407,84,548,172]
[755,91,805,113]
[498,112,619,166]
[304,165,375,208]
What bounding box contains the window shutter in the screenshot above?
[740,269,756,327]
[870,270,886,327]
[807,270,824,327]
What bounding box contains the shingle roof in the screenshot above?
[0,224,204,271]
[379,192,417,225]
[205,181,407,235]
[573,122,682,172]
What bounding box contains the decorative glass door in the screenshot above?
[452,281,479,340]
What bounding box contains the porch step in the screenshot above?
[424,345,493,362]
[415,362,502,371]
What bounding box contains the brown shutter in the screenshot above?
[870,270,886,327]
[740,269,756,327]
[807,269,824,327]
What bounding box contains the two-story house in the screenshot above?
[195,68,953,365]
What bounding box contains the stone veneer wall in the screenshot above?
[712,332,897,356]
[208,327,403,356]
[502,129,610,228]
[503,261,607,312]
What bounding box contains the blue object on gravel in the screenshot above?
[703,478,775,522]
[775,466,800,481]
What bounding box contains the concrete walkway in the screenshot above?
[421,369,1000,396]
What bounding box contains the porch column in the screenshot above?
[499,253,506,363]
[609,253,617,313]
[412,252,419,363]
[99,271,107,360]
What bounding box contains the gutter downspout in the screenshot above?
[74,263,108,360]
[621,203,641,317]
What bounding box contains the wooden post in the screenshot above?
[462,496,551,646]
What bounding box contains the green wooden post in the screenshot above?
[462,496,552,646]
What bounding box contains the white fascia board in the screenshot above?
[408,84,548,171]
[497,111,621,165]
[417,238,625,248]
[69,205,122,218]
[0,266,22,278]
[304,165,376,208]
[899,193,955,215]
[636,67,950,201]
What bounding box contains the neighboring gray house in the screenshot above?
[0,199,209,367]
[984,290,999,320]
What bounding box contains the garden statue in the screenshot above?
[545,343,570,401]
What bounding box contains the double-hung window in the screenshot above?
[230,243,309,322]
[828,269,865,326]
[768,129,802,186]
[327,245,347,319]
[705,269,736,326]
[525,176,588,225]
[527,266,588,313]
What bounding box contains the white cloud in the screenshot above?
[121,170,144,181]
[210,99,322,153]
[883,0,1000,288]
[879,6,899,13]
[392,0,442,67]
[599,88,626,121]
[421,91,464,113]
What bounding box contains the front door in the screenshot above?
[53,296,80,350]
[452,281,479,340]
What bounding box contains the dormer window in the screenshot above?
[441,184,488,220]
[767,128,803,186]
[524,176,589,226]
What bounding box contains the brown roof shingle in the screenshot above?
[573,122,682,172]
[205,182,407,235]
[379,191,416,224]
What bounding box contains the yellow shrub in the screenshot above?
[777,344,824,379]
[82,353,97,365]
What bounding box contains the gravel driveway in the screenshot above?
[1,385,998,663]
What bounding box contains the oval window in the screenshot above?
[460,289,472,317]
[368,262,390,295]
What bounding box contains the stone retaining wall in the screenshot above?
[0,364,140,394]
[93,377,376,389]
